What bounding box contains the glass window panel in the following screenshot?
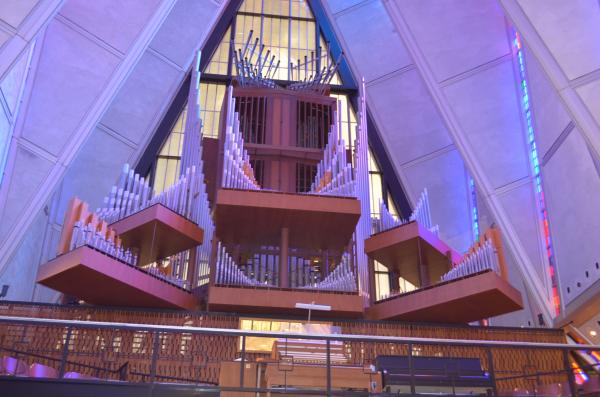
[374,260,387,272]
[399,276,417,293]
[239,0,261,13]
[369,172,383,217]
[330,93,357,154]
[368,148,379,172]
[387,195,399,218]
[318,34,341,85]
[154,158,168,193]
[205,27,230,75]
[290,0,312,19]
[164,158,179,189]
[375,272,390,300]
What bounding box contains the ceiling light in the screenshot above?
[590,330,597,337]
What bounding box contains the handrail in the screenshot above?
[1,315,598,351]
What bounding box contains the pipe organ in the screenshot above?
[36,47,522,323]
[22,41,559,397]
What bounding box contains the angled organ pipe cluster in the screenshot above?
[221,86,261,191]
[97,164,207,227]
[214,241,264,286]
[59,198,137,266]
[441,238,500,282]
[299,253,357,292]
[309,122,354,197]
[374,189,438,237]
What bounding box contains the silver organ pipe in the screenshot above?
[221,86,261,191]
[308,116,355,197]
[354,78,371,304]
[68,220,137,267]
[300,254,357,292]
[440,239,501,282]
[214,242,265,286]
[373,188,440,237]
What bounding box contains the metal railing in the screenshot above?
[0,315,598,396]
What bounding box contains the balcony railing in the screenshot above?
[1,315,599,396]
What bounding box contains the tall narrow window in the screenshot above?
[514,32,560,315]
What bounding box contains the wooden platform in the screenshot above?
[109,204,204,265]
[214,188,360,251]
[366,270,523,323]
[208,285,363,317]
[365,221,462,286]
[37,246,198,310]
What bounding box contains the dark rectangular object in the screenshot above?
[376,355,492,388]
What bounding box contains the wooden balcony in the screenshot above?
[365,222,461,287]
[366,270,523,323]
[207,284,363,318]
[214,188,360,251]
[109,204,204,265]
[36,246,197,310]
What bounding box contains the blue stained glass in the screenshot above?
[514,31,560,314]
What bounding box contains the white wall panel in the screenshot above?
[0,210,48,301]
[524,47,571,157]
[397,0,509,82]
[0,0,40,29]
[0,46,31,116]
[0,29,11,49]
[333,0,412,82]
[542,128,600,305]
[443,60,530,189]
[367,69,453,165]
[56,128,133,218]
[149,0,222,69]
[0,107,10,169]
[496,181,546,285]
[576,79,600,131]
[403,149,472,252]
[101,51,183,145]
[325,0,366,14]
[0,146,53,239]
[515,0,600,81]
[20,20,120,156]
[59,0,162,54]
[0,0,62,82]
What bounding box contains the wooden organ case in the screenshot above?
[220,85,336,193]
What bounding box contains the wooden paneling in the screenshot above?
[208,285,363,317]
